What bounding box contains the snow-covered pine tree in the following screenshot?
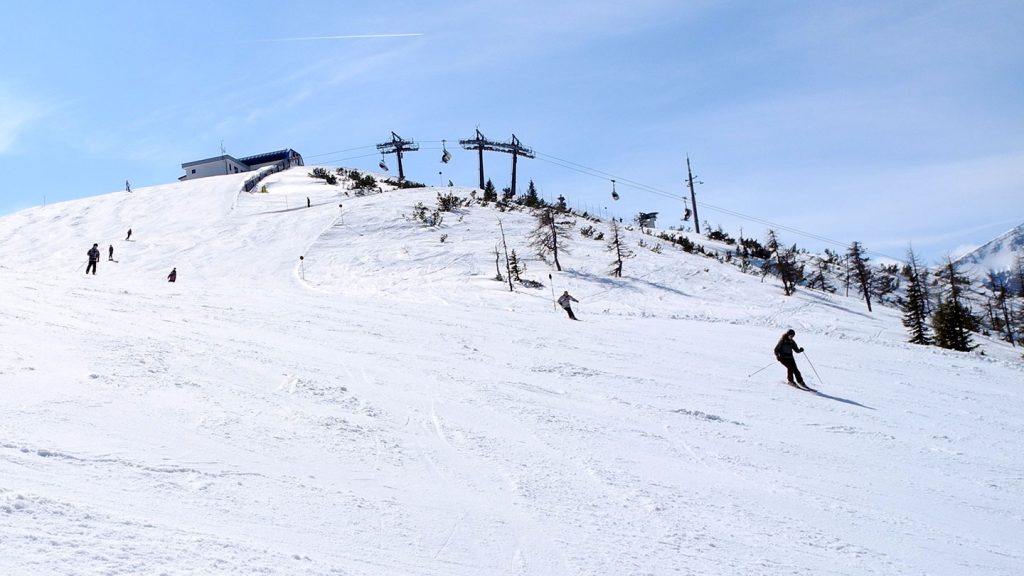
[901,246,933,345]
[606,220,634,277]
[847,241,873,312]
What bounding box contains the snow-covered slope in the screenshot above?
[1,169,1022,575]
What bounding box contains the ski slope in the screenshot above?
[1,168,1022,575]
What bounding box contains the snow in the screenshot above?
[955,221,1024,280]
[1,168,1022,575]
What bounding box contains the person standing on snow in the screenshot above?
[85,243,100,275]
[108,244,114,261]
[557,290,580,320]
[167,268,177,282]
[125,228,132,241]
[774,329,806,386]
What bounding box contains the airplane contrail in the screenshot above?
[255,33,423,42]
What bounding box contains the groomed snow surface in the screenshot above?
[1,168,1022,575]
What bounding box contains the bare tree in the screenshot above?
[847,241,873,312]
[530,208,574,271]
[606,220,634,277]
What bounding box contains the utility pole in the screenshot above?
[459,130,535,194]
[686,156,701,234]
[376,131,418,182]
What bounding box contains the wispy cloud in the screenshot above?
[249,33,422,43]
[0,86,46,154]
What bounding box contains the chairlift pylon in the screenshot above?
[611,179,619,201]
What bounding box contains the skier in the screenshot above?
[167,268,177,283]
[125,180,131,193]
[125,228,132,241]
[85,243,100,275]
[557,290,580,320]
[774,329,806,386]
[307,197,311,208]
[108,244,114,261]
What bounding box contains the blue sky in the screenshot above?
[1,0,1021,263]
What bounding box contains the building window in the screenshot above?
[191,169,196,174]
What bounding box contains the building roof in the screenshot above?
[237,148,302,166]
[181,154,243,169]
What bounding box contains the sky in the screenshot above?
[1,0,1021,264]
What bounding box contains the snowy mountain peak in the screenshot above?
[954,221,1024,279]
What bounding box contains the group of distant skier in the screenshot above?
[84,228,176,282]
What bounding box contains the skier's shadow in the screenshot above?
[814,390,875,410]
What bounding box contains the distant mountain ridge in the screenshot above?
[953,221,1024,281]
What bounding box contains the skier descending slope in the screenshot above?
[558,291,580,320]
[85,243,100,275]
[774,329,808,389]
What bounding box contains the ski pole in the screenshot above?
[802,351,825,387]
[747,360,776,378]
[548,273,556,309]
[77,260,87,272]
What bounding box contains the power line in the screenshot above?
[535,150,900,260]
[309,141,901,260]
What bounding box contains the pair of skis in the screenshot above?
[786,381,818,393]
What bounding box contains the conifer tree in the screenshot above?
[508,249,525,282]
[521,180,541,208]
[901,246,932,345]
[763,230,801,295]
[606,220,634,277]
[932,256,977,351]
[530,208,574,272]
[847,241,873,312]
[984,270,1015,346]
[1014,255,1024,297]
[482,179,498,203]
[805,256,836,293]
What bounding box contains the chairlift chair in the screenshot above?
[611,179,619,201]
[379,157,389,171]
[441,140,452,164]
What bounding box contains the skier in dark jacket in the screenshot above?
[167,268,177,282]
[125,228,132,241]
[108,244,114,261]
[774,329,805,386]
[557,291,579,320]
[85,243,100,275]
